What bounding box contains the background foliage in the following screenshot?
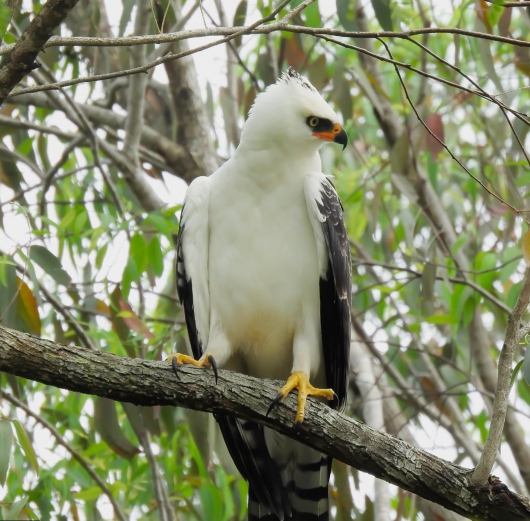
[1,0,530,520]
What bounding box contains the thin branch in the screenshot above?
[372,37,525,220]
[483,0,530,5]
[472,267,530,486]
[123,0,150,164]
[279,0,316,24]
[5,25,530,58]
[351,258,512,314]
[0,114,76,139]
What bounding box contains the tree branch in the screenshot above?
[0,0,81,105]
[472,267,530,486]
[10,92,202,183]
[3,25,530,58]
[1,325,530,521]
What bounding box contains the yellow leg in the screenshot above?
[267,371,335,424]
[166,352,218,382]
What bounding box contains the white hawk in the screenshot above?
[170,68,351,521]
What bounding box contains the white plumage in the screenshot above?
[173,68,351,521]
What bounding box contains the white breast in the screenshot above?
[207,154,322,380]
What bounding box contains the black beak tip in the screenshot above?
[334,127,348,151]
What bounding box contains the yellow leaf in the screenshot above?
[15,278,41,336]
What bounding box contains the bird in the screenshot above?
[169,67,351,521]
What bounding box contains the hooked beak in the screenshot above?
[312,123,348,150]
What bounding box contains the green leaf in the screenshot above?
[5,496,27,520]
[73,485,103,502]
[30,245,72,286]
[0,418,13,486]
[336,0,358,31]
[371,0,393,31]
[147,236,164,277]
[346,200,367,241]
[524,348,530,387]
[95,242,108,271]
[0,0,18,42]
[512,359,524,390]
[507,281,523,310]
[145,212,174,240]
[12,419,39,475]
[232,0,247,48]
[73,210,88,236]
[121,256,138,301]
[426,314,452,325]
[130,232,147,274]
[58,208,77,231]
[475,252,497,291]
[0,261,19,331]
[0,254,16,287]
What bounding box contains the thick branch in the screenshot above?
[11,92,203,184]
[0,0,80,105]
[1,325,530,521]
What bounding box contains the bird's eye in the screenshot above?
[308,117,319,127]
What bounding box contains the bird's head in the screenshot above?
[240,67,348,155]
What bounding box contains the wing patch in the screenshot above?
[304,173,351,411]
[176,176,211,358]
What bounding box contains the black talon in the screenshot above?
[295,420,303,430]
[171,357,180,379]
[208,355,218,384]
[267,392,283,417]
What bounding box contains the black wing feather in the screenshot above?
[176,215,202,359]
[316,179,351,411]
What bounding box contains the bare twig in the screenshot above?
[472,267,530,486]
[5,24,530,58]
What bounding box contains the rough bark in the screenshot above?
[0,0,81,105]
[0,325,529,521]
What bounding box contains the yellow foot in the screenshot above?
[166,352,218,383]
[266,371,335,424]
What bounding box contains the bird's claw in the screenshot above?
[266,392,284,417]
[171,356,180,379]
[208,354,219,384]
